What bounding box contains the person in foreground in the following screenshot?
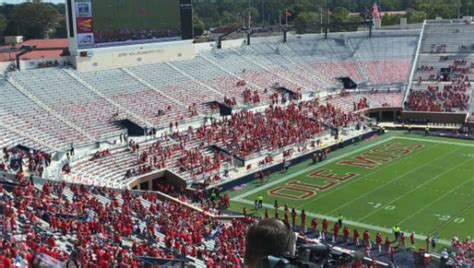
[244,218,296,268]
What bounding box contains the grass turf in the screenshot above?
[227,132,474,249]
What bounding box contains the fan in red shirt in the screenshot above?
[385,237,391,253]
[311,218,318,233]
[322,218,329,240]
[284,209,289,222]
[291,208,297,227]
[400,232,406,250]
[410,232,415,246]
[353,228,360,246]
[363,230,371,248]
[332,222,340,243]
[300,209,306,230]
[390,246,396,264]
[375,232,383,253]
[343,226,350,243]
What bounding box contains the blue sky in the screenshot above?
[2,0,63,3]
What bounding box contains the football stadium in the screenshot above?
[0,0,473,266]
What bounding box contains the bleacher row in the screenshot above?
[406,22,474,113]
[60,89,403,188]
[1,37,417,153]
[0,176,245,267]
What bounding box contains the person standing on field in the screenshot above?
[400,232,406,250]
[322,218,329,240]
[311,218,318,234]
[343,226,350,243]
[337,213,344,227]
[425,236,431,252]
[376,232,383,252]
[353,228,360,246]
[291,208,297,227]
[392,225,401,242]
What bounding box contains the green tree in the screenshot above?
[293,11,319,34]
[0,15,6,35]
[221,11,239,27]
[53,16,67,38]
[193,16,205,37]
[413,0,456,19]
[332,7,350,23]
[406,8,427,23]
[381,14,402,26]
[243,7,260,24]
[11,2,59,39]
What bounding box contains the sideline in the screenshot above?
[396,136,474,147]
[234,199,451,246]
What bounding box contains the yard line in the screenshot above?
[234,198,452,246]
[395,136,474,147]
[396,174,474,226]
[428,196,474,235]
[325,143,453,215]
[232,136,397,200]
[357,154,473,222]
[296,142,439,210]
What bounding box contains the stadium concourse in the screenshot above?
[0,23,473,266]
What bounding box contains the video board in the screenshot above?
[73,0,192,49]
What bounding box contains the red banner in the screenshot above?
[76,17,93,33]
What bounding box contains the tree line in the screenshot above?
[0,0,472,41]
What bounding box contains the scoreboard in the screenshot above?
[66,0,193,50]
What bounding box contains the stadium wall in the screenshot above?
[400,111,468,124]
[72,41,195,71]
[68,29,420,72]
[216,129,380,192]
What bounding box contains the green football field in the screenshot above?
[92,0,181,32]
[228,132,474,249]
